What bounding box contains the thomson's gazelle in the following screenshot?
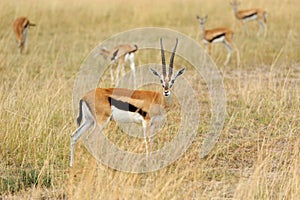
[13,17,36,54]
[230,1,267,37]
[70,38,185,167]
[99,44,138,88]
[196,15,240,66]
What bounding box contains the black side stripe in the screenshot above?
[24,21,30,29]
[208,33,225,43]
[111,49,119,61]
[243,12,257,19]
[108,97,147,118]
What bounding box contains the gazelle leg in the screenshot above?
[223,41,232,66]
[115,64,120,85]
[142,120,150,161]
[18,42,23,54]
[121,61,125,76]
[23,27,29,53]
[236,47,240,67]
[257,20,264,36]
[232,41,240,66]
[263,22,268,38]
[203,43,208,54]
[204,43,211,55]
[70,120,94,167]
[149,137,153,160]
[243,21,249,36]
[84,114,112,144]
[116,58,124,85]
[70,101,95,167]
[207,44,212,55]
[17,37,24,54]
[129,53,136,88]
[110,65,115,84]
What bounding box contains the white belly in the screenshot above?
[124,53,129,62]
[245,14,257,21]
[111,106,144,123]
[211,36,225,43]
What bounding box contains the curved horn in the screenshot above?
[169,38,178,79]
[160,38,166,77]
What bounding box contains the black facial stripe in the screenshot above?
[108,97,147,117]
[208,33,226,43]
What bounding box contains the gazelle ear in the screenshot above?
[174,67,186,79]
[169,67,186,88]
[149,67,161,78]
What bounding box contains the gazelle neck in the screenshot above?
[163,94,172,107]
[201,27,206,40]
[100,48,111,59]
[232,6,238,15]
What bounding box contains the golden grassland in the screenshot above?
[0,0,299,199]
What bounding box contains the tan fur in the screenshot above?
[197,15,240,66]
[100,44,138,61]
[230,1,267,37]
[235,8,266,22]
[82,88,165,122]
[100,44,138,87]
[202,28,235,54]
[13,17,35,54]
[70,39,184,167]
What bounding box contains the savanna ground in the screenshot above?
[0,0,299,199]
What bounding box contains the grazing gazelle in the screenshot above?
[196,15,240,66]
[98,44,138,88]
[70,38,186,167]
[230,0,267,37]
[13,17,36,54]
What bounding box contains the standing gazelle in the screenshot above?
[98,44,138,88]
[230,1,267,37]
[196,15,240,66]
[70,38,186,167]
[13,17,36,54]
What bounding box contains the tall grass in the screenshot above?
[0,0,299,199]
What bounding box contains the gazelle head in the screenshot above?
[230,0,240,11]
[150,38,185,97]
[196,15,208,30]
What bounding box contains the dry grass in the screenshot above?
[0,0,299,199]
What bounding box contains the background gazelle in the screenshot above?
[98,44,138,88]
[70,38,185,167]
[230,0,267,37]
[196,15,240,66]
[13,16,36,54]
